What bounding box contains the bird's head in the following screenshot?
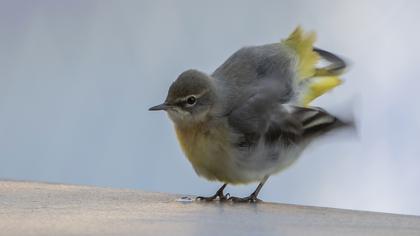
[149,69,217,126]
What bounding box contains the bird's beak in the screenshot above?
[148,103,171,111]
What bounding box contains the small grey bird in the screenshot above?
[149,27,347,202]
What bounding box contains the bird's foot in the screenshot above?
[229,193,261,203]
[196,192,230,202]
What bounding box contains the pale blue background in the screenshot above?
[1,1,420,215]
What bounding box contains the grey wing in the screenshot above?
[213,44,343,147]
[228,99,339,148]
[212,44,298,115]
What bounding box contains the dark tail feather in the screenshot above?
[313,47,347,76]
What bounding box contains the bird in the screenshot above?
[149,26,347,202]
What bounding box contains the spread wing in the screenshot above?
[228,100,339,148]
[211,43,342,147]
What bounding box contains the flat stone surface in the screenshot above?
[0,180,419,236]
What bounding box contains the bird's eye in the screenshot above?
[186,96,196,105]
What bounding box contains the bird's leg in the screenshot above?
[229,176,269,203]
[196,184,229,201]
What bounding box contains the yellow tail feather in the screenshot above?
[283,26,319,79]
[283,26,343,106]
[301,76,342,107]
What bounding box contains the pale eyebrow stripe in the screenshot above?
[174,89,209,103]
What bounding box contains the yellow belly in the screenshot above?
[174,122,236,183]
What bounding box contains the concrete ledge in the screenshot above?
[0,180,419,236]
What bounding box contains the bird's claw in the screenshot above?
[196,192,230,202]
[195,196,214,201]
[228,194,261,203]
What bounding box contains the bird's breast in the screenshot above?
[174,122,235,182]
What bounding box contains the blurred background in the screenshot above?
[1,0,419,215]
